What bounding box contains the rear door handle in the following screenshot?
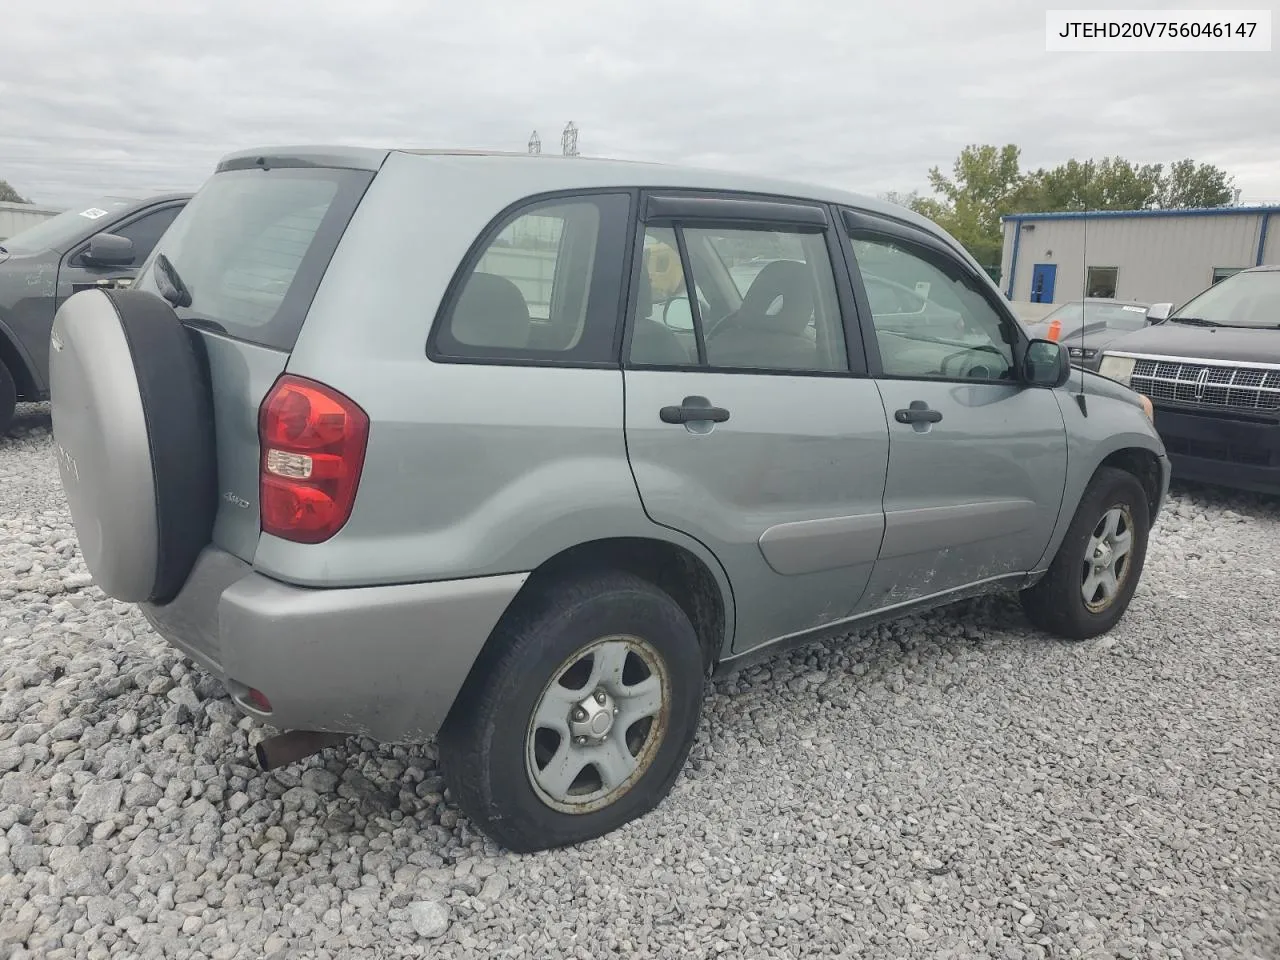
[660,397,730,425]
[894,401,943,425]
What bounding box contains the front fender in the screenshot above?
[0,263,52,394]
[1034,382,1168,571]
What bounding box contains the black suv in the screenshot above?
[0,193,191,432]
[1098,265,1280,494]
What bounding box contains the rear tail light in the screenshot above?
[258,375,369,544]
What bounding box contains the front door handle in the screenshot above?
[660,396,730,425]
[894,401,943,425]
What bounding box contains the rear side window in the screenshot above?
[137,166,372,351]
[629,223,848,374]
[431,192,631,364]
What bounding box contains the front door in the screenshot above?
[623,194,890,653]
[841,212,1068,611]
[56,202,184,305]
[39,203,186,392]
[1030,263,1057,303]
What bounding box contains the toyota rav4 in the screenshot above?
[50,146,1169,852]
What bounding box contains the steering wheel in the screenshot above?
[939,343,1009,379]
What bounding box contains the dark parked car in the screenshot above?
[0,193,191,432]
[1098,265,1280,494]
[1027,298,1154,370]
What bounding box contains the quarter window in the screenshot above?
[630,223,848,373]
[437,194,629,361]
[849,233,1016,382]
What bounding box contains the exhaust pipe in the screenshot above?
[255,731,348,771]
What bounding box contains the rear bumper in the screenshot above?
[1153,406,1280,495]
[140,547,527,742]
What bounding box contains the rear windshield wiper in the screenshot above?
[181,316,228,335]
[155,253,193,309]
[1168,316,1221,327]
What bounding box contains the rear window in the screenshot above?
[136,166,372,351]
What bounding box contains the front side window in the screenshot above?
[437,194,629,360]
[110,205,183,265]
[630,223,848,373]
[849,233,1016,382]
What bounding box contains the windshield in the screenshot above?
[1170,270,1280,329]
[1039,301,1150,334]
[135,166,372,351]
[0,199,133,254]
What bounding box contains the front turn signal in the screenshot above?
[1138,394,1154,422]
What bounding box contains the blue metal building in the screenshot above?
[1000,205,1279,307]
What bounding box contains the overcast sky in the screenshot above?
[2,0,1277,208]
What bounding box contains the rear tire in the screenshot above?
[439,570,704,853]
[1021,466,1151,641]
[0,358,15,436]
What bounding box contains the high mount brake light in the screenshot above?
[258,375,369,544]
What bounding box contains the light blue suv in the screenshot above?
[49,147,1169,851]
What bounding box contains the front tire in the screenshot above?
[1021,466,1151,641]
[438,571,705,853]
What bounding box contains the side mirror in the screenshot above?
[1146,302,1173,324]
[1023,338,1071,388]
[662,296,695,332]
[83,233,135,267]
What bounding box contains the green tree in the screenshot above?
[0,179,28,203]
[1160,158,1235,208]
[916,144,1038,268]
[905,145,1237,269]
[1026,157,1164,211]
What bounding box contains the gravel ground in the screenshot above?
[2,403,1279,960]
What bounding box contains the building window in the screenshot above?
[1085,266,1118,298]
[1212,267,1245,285]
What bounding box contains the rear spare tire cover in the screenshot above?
[50,288,217,604]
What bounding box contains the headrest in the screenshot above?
[451,272,531,348]
[737,260,815,334]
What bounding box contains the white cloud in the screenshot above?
[2,0,1277,207]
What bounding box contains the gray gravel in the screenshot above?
[2,403,1278,959]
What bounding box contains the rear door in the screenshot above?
[840,210,1068,611]
[129,161,374,561]
[623,193,890,654]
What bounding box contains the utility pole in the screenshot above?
[528,130,541,155]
